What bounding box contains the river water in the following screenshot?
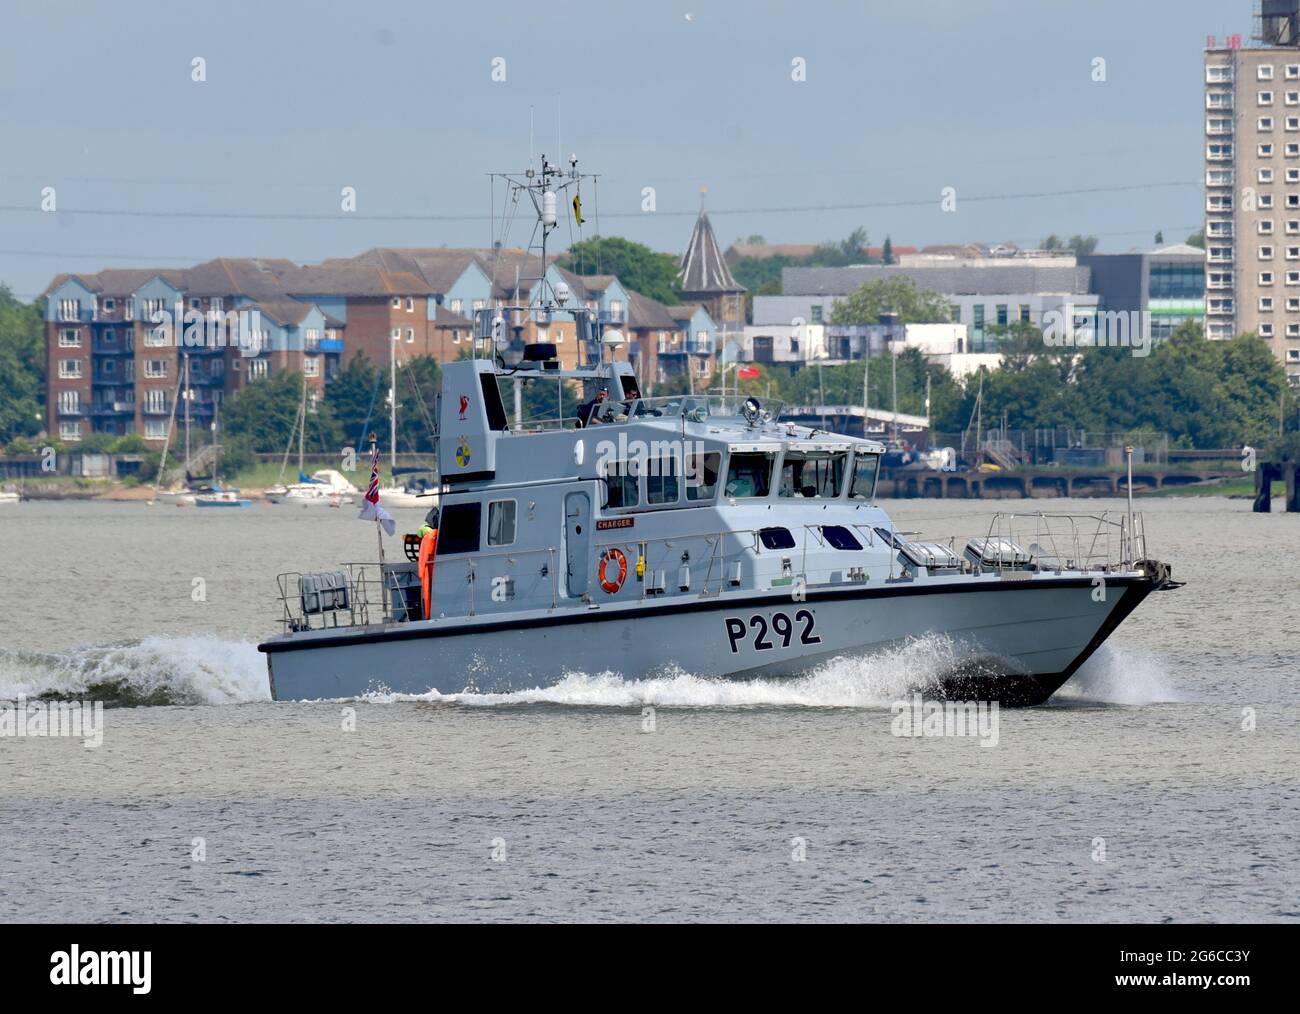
[0,498,1296,922]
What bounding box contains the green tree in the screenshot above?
[558,236,681,304]
[881,236,894,265]
[326,353,382,447]
[394,355,440,453]
[1067,235,1099,257]
[497,375,581,426]
[829,276,954,325]
[1186,228,1206,250]
[223,370,340,453]
[0,285,44,443]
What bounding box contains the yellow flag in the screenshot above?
[572,194,584,226]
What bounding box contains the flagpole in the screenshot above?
[370,434,386,571]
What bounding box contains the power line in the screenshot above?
[0,143,1181,191]
[0,181,1199,224]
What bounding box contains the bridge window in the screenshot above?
[685,451,721,502]
[487,499,516,547]
[437,502,482,554]
[759,527,796,550]
[603,460,640,508]
[850,453,880,501]
[646,456,680,505]
[778,450,847,498]
[725,452,774,498]
[821,525,862,551]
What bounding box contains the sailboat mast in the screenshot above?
[183,352,191,467]
[390,335,397,471]
[298,373,305,474]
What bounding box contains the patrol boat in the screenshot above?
[257,158,1180,705]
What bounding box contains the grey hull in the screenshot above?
[261,575,1155,706]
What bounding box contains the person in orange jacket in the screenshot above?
[417,506,439,620]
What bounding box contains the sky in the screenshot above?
[0,0,1247,301]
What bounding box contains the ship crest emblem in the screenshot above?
[455,439,472,468]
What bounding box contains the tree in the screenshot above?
[829,276,954,325]
[881,236,894,266]
[326,353,381,448]
[558,236,681,304]
[394,355,440,453]
[223,370,339,453]
[1154,231,1164,245]
[498,375,580,426]
[809,227,871,267]
[1186,228,1206,250]
[1067,235,1099,257]
[0,285,44,443]
[1040,235,1065,252]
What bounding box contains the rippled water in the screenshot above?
[0,498,1296,921]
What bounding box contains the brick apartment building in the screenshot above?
[42,217,731,448]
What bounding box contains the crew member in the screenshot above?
[418,506,440,620]
[576,388,610,427]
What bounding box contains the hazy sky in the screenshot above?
[0,0,1244,300]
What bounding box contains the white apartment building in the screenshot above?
[1206,6,1300,380]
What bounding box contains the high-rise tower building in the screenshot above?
[1205,1,1300,381]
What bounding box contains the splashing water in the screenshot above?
[0,633,1177,710]
[1056,643,1184,705]
[0,636,271,707]
[363,634,962,709]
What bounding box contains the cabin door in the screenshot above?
[564,492,591,597]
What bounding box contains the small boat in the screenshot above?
[156,488,198,507]
[195,488,252,508]
[377,471,439,509]
[270,470,358,507]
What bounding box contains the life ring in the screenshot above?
[598,548,628,594]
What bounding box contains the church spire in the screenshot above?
[678,202,744,296]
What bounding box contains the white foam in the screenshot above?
[362,633,957,709]
[0,636,271,706]
[1056,643,1183,705]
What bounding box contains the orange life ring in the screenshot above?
[598,548,628,594]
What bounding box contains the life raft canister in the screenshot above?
[598,548,628,594]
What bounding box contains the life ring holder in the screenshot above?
[598,548,628,594]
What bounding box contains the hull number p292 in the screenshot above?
[725,610,821,654]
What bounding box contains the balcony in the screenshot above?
[92,341,133,355]
[141,402,172,416]
[319,338,344,354]
[57,402,87,417]
[90,402,135,417]
[1206,120,1234,136]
